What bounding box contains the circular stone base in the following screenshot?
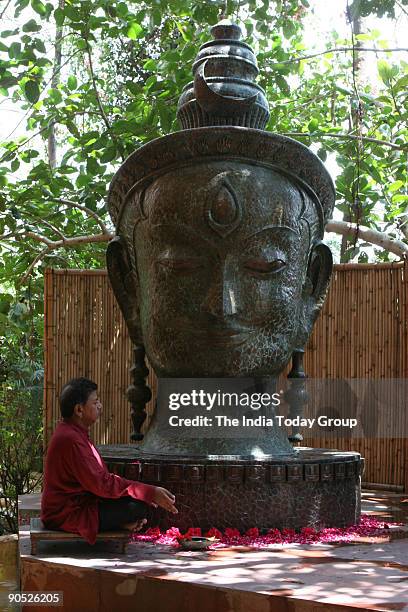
[99,446,363,532]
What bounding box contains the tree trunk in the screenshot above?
[340,7,364,262]
[47,0,64,169]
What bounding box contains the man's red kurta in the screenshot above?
[41,421,156,544]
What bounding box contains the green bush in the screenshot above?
[0,295,44,533]
[0,384,43,534]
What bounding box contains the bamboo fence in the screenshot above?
[43,262,408,490]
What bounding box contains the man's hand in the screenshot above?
[152,487,178,514]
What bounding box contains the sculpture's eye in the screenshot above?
[243,258,287,275]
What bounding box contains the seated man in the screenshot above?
[41,378,177,545]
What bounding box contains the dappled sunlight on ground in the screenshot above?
[14,490,408,610]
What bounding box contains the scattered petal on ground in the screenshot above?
[130,516,403,548]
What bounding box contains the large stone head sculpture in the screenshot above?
[107,22,335,383]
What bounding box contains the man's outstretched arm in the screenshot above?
[66,439,178,513]
[67,440,156,503]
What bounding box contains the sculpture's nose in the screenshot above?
[202,263,238,318]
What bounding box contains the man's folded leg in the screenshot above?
[98,496,148,531]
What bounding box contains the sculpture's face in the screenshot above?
[121,161,330,377]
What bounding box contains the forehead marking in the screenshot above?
[205,180,242,237]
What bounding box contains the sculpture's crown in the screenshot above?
[107,21,336,230]
[177,20,270,130]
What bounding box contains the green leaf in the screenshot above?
[64,5,81,21]
[282,20,296,39]
[66,121,80,137]
[275,74,290,95]
[143,59,157,71]
[86,157,103,174]
[31,0,46,16]
[392,195,408,204]
[308,117,319,132]
[0,294,12,315]
[67,75,78,90]
[389,180,404,193]
[368,165,382,184]
[76,173,91,188]
[175,21,190,42]
[1,29,19,38]
[48,88,62,104]
[22,19,41,32]
[376,95,391,103]
[100,146,117,163]
[152,8,161,25]
[0,76,18,89]
[54,7,65,26]
[127,22,143,40]
[24,80,40,103]
[144,75,157,91]
[377,59,394,84]
[34,39,46,53]
[393,74,408,94]
[8,42,21,59]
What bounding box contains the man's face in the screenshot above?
[80,391,102,427]
[133,162,312,377]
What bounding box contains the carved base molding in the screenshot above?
[100,446,363,532]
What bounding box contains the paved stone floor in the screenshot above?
[361,490,408,523]
[15,490,408,611]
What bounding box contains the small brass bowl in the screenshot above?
[178,536,219,550]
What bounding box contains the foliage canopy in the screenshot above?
[0,0,406,345]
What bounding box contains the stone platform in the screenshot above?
[19,536,408,612]
[17,490,408,612]
[99,445,364,532]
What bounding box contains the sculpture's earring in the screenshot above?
[107,237,151,441]
[284,350,309,444]
[127,344,151,441]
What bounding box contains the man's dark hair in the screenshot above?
[59,378,98,418]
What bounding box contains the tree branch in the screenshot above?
[47,197,110,234]
[273,46,408,65]
[48,0,65,169]
[85,41,112,136]
[0,231,17,240]
[326,220,408,258]
[4,219,407,283]
[395,0,408,17]
[20,247,50,284]
[283,132,406,150]
[27,216,66,240]
[85,40,125,161]
[25,231,112,248]
[0,126,50,163]
[0,0,12,20]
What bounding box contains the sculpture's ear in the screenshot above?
[295,241,333,350]
[106,236,142,344]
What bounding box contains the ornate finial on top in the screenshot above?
[177,20,270,130]
[210,20,242,40]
